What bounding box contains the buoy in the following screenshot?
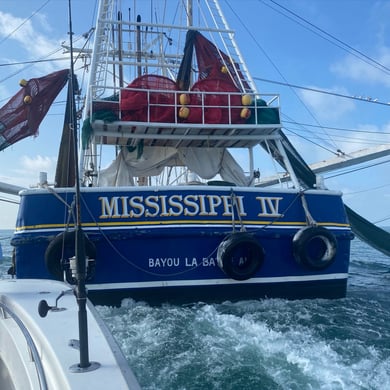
[19,79,28,87]
[179,93,190,105]
[23,95,32,104]
[221,65,228,74]
[241,94,252,106]
[240,107,251,119]
[179,106,190,119]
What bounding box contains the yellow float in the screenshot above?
[179,93,190,105]
[241,94,252,106]
[240,107,251,119]
[179,106,190,119]
[23,95,32,104]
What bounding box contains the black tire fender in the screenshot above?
[293,226,337,270]
[217,232,264,280]
[45,230,96,280]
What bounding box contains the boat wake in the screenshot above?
[97,290,390,389]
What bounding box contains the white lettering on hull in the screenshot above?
[255,196,283,217]
[147,257,218,268]
[148,258,180,267]
[99,194,282,220]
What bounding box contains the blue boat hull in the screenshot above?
[11,186,353,305]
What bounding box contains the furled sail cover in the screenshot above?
[261,132,390,257]
[345,207,390,257]
[55,74,79,188]
[98,147,249,187]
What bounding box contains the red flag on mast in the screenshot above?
[0,69,69,151]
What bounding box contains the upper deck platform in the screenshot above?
[87,86,282,149]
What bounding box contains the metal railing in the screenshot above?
[0,301,48,390]
[89,84,280,127]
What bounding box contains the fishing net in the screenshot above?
[186,78,242,124]
[120,75,178,122]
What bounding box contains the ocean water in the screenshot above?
[1,230,390,389]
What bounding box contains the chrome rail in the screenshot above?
[89,85,280,127]
[0,301,48,390]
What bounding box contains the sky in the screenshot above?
[0,0,390,229]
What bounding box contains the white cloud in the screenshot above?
[299,86,355,121]
[8,155,57,188]
[0,11,56,52]
[20,154,55,171]
[330,48,390,87]
[0,11,67,75]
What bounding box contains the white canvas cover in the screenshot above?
[98,146,249,186]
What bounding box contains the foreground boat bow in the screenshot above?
[0,279,140,389]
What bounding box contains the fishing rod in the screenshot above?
[66,0,98,372]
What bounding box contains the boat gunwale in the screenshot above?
[17,186,344,197]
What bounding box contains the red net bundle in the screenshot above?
[185,79,242,124]
[120,75,178,122]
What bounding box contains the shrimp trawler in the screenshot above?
[9,0,354,305]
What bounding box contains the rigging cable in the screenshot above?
[265,0,390,76]
[325,158,390,179]
[253,77,390,107]
[0,0,51,47]
[224,0,339,152]
[227,0,390,156]
[0,197,19,205]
